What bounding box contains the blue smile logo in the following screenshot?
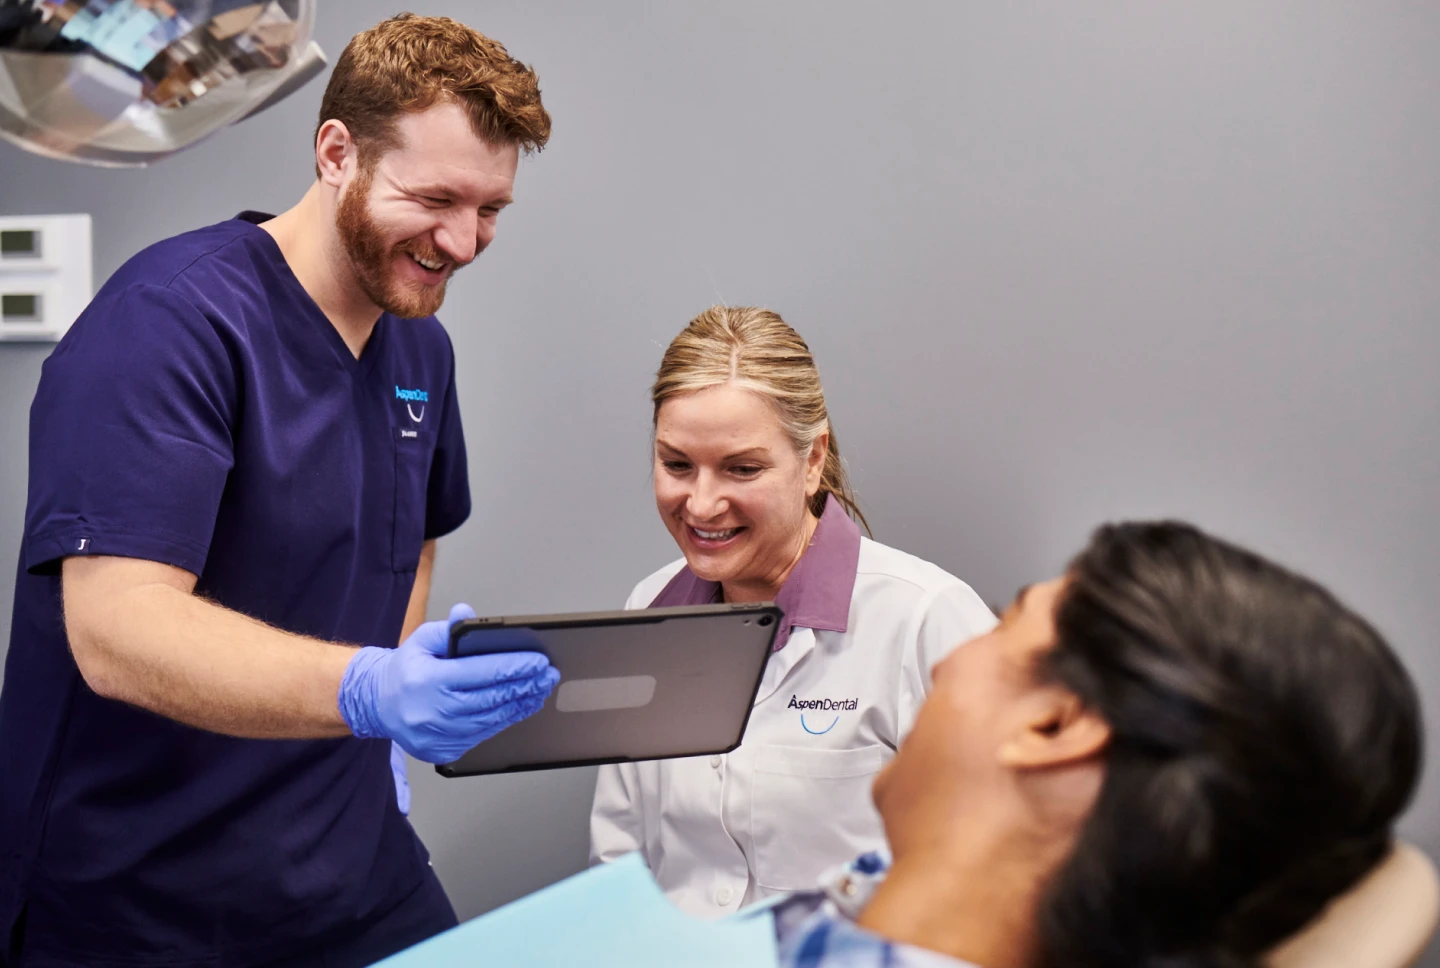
[395,385,429,423]
[788,694,858,735]
[801,714,839,734]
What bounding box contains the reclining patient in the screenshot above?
[770,520,1421,968]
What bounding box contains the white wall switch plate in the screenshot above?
[0,214,94,342]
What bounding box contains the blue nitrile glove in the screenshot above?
[390,742,411,816]
[339,603,559,764]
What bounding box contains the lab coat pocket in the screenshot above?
[391,427,435,573]
[750,744,886,892]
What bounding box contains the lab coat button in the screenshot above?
[709,755,722,769]
[716,886,734,905]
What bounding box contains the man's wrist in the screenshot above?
[337,646,386,739]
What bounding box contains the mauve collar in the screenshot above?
[646,495,861,650]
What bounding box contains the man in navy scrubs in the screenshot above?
[0,15,558,968]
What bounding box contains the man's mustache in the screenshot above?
[395,239,469,273]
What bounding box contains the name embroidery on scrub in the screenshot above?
[396,385,428,424]
[788,694,859,735]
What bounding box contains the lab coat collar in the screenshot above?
[774,495,861,644]
[647,495,862,652]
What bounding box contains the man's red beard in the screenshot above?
[335,164,452,319]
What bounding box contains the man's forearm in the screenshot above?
[400,539,437,641]
[66,568,358,739]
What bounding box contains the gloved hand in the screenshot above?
[390,741,411,816]
[339,603,559,764]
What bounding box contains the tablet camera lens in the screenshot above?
[758,615,774,627]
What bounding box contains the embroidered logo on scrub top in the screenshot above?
[788,694,859,735]
[395,386,428,423]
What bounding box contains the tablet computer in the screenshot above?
[435,602,782,777]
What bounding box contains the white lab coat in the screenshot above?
[589,536,997,918]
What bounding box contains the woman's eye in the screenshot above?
[731,465,762,477]
[662,461,691,473]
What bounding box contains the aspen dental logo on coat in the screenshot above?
[789,694,859,735]
[788,695,859,711]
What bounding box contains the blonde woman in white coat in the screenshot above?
[589,306,997,917]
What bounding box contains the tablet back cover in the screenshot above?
[437,604,780,777]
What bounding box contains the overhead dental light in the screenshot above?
[0,0,325,167]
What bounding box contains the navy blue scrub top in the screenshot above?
[0,212,471,966]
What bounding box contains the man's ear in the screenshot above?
[997,688,1110,769]
[315,119,355,188]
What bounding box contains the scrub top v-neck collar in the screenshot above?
[233,211,390,379]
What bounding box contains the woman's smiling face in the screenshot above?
[653,383,825,601]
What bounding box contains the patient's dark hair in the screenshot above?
[1034,522,1422,968]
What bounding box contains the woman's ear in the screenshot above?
[805,429,829,498]
[997,688,1110,769]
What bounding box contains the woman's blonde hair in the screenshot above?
[652,306,870,535]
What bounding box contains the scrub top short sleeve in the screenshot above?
[424,339,470,541]
[24,283,238,577]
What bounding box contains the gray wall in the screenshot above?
[2,1,1436,962]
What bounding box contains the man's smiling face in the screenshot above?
[336,100,518,319]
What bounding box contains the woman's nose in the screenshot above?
[685,470,729,519]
